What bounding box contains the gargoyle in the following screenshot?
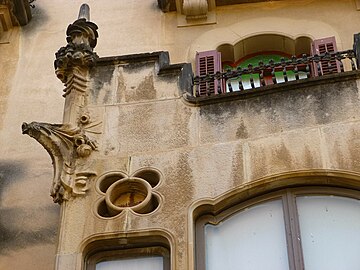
[22,121,97,203]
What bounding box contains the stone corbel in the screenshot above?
[22,122,98,203]
[182,0,208,20]
[176,0,216,27]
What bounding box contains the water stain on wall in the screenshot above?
[0,161,25,199]
[125,75,156,102]
[236,118,249,139]
[0,161,58,254]
[90,65,116,104]
[0,207,58,254]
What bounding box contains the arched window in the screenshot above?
[218,34,312,91]
[84,234,171,270]
[195,34,341,95]
[217,34,312,64]
[196,187,360,270]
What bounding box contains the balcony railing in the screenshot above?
[193,36,360,97]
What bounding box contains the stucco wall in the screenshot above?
[51,57,360,269]
[1,0,360,269]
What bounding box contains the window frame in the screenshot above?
[83,234,172,270]
[86,246,170,270]
[195,186,360,270]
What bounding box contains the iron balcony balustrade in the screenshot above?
[193,46,360,97]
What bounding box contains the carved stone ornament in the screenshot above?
[54,16,99,86]
[182,0,208,19]
[22,121,98,203]
[22,5,102,203]
[96,168,162,218]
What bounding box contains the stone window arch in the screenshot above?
[83,232,173,270]
[192,172,360,270]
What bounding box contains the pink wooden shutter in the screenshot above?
[311,36,340,76]
[196,50,222,96]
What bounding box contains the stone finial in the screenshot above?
[67,4,97,48]
[78,3,90,21]
[54,4,99,83]
[65,18,98,49]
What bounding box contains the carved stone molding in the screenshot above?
[61,66,88,97]
[22,121,98,203]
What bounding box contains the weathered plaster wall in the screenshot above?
[0,28,19,130]
[51,56,360,269]
[1,0,360,269]
[0,3,61,270]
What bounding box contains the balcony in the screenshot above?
[189,34,360,104]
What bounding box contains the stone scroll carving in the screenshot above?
[22,121,98,203]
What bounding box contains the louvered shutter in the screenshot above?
[311,36,340,76]
[195,50,222,96]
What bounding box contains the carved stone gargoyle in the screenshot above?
[22,122,97,203]
[22,5,100,203]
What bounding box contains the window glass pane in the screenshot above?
[297,196,360,270]
[205,199,289,270]
[96,256,163,270]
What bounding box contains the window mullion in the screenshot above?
[283,191,304,270]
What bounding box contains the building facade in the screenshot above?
[2,0,360,269]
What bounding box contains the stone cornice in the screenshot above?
[96,51,193,93]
